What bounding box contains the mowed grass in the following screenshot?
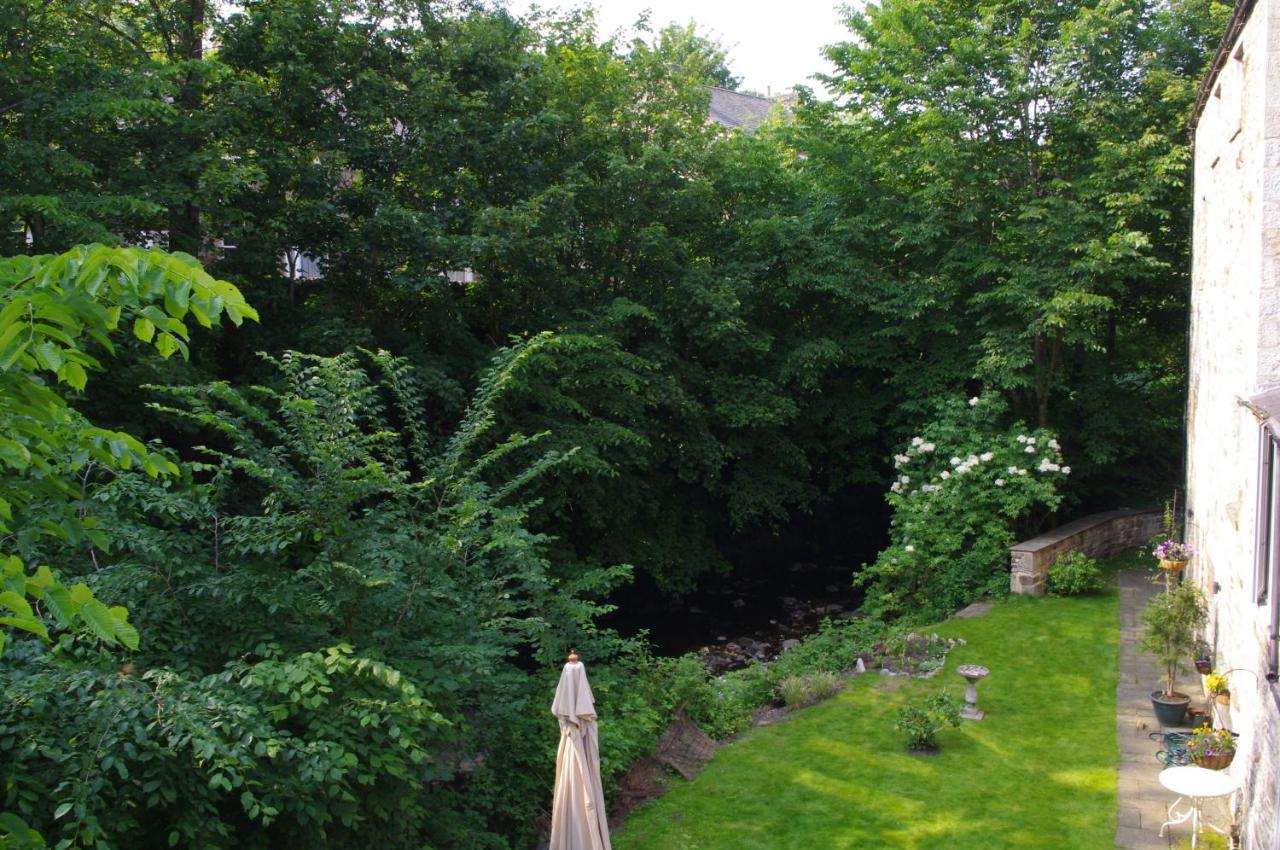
[613,590,1120,850]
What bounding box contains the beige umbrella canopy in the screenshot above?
[549,650,611,850]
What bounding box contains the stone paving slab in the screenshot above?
[1116,570,1179,850]
[954,601,993,618]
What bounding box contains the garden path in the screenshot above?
[1115,569,1181,849]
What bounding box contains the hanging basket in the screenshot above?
[1215,693,1231,706]
[1159,558,1189,572]
[1192,752,1234,770]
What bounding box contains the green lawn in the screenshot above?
[613,590,1119,850]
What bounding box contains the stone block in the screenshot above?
[1008,510,1161,596]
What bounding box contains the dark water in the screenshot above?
[601,499,889,672]
[601,560,866,672]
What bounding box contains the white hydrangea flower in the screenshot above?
[950,456,961,466]
[968,396,979,406]
[967,454,979,464]
[900,474,910,484]
[940,471,951,480]
[904,544,915,553]
[1018,468,1028,475]
[1025,445,1036,453]
[1062,466,1071,475]
[1048,438,1060,450]
[919,442,936,453]
[891,482,902,493]
[956,465,969,475]
[911,436,923,447]
[994,478,1005,486]
[1026,437,1036,446]
[980,451,995,462]
[1016,434,1028,443]
[1008,466,1019,474]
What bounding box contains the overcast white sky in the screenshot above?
[502,1,854,95]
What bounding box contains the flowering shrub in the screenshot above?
[1153,540,1195,561]
[861,395,1068,621]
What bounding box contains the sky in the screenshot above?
[502,1,854,95]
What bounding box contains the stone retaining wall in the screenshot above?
[1008,509,1160,596]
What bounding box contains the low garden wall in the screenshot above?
[1009,509,1160,596]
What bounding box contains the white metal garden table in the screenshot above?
[1158,765,1240,849]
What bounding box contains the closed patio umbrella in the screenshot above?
[549,650,611,850]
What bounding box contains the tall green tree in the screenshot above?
[810,0,1227,498]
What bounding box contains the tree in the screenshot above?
[0,243,255,849]
[646,21,741,90]
[810,0,1228,498]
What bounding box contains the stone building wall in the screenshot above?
[1187,2,1280,847]
[1008,510,1160,597]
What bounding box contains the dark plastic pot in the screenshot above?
[1150,691,1192,726]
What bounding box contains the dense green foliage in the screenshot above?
[894,690,963,752]
[0,246,254,848]
[810,0,1227,500]
[0,0,1228,846]
[1048,551,1106,596]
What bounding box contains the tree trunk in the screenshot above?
[168,0,205,257]
[1034,329,1063,427]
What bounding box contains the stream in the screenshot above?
[602,558,869,674]
[600,491,890,673]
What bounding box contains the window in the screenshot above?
[1256,425,1280,681]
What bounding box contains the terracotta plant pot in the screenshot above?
[1159,558,1189,572]
[1215,693,1231,705]
[1185,706,1211,727]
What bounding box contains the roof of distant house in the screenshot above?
[1189,0,1258,134]
[707,86,791,132]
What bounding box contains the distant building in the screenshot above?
[1185,0,1280,847]
[706,86,792,132]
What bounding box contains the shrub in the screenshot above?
[771,617,885,681]
[894,690,963,751]
[861,395,1068,621]
[1047,551,1105,596]
[657,655,770,741]
[778,671,841,709]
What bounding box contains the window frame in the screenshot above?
[1256,424,1280,683]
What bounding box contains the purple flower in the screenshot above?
[1153,539,1194,561]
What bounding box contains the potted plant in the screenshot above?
[894,691,962,754]
[1153,539,1195,572]
[1141,580,1208,726]
[1204,670,1230,705]
[1186,724,1237,770]
[1193,641,1213,675]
